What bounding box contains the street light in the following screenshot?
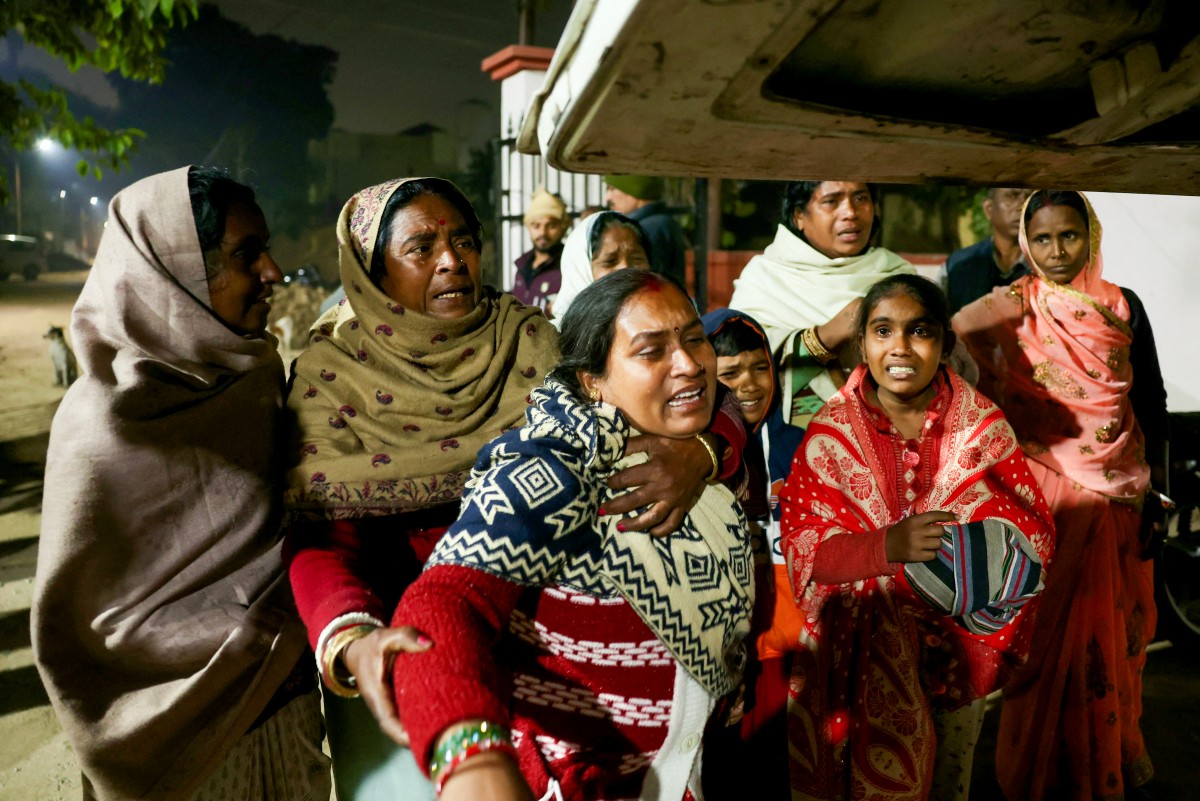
[13,138,61,234]
[89,196,98,206]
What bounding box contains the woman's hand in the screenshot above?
[439,751,532,801]
[815,297,863,354]
[604,434,712,537]
[341,626,431,745]
[885,511,957,562]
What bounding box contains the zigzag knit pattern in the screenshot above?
[428,379,753,696]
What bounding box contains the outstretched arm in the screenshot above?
[391,565,525,775]
[284,518,434,744]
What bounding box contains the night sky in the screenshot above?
[4,1,574,144]
[209,0,572,141]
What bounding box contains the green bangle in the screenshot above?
[428,720,512,786]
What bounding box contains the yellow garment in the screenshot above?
[284,177,560,519]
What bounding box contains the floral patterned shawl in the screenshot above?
[783,365,1055,673]
[284,178,559,519]
[953,190,1148,502]
[779,365,1055,800]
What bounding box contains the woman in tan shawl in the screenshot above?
[32,167,330,800]
[284,177,746,801]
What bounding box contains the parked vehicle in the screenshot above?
[520,0,1200,650]
[0,234,46,281]
[45,252,92,273]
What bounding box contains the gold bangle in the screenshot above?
[695,433,719,482]
[321,624,375,698]
[801,326,836,365]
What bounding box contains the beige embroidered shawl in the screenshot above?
[284,177,559,519]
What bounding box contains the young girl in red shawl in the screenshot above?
[954,190,1169,801]
[780,274,1055,801]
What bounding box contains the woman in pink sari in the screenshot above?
[954,189,1169,800]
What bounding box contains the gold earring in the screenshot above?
[588,388,599,402]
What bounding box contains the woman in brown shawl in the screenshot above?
[284,177,745,801]
[32,167,330,801]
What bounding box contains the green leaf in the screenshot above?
[2,0,199,208]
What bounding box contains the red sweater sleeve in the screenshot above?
[810,529,899,584]
[390,564,525,775]
[284,518,387,650]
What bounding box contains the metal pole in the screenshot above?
[14,161,22,236]
[492,137,505,289]
[693,178,708,313]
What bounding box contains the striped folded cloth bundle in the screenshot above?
[903,518,1044,635]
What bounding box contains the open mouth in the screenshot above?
[667,386,705,409]
[886,365,916,377]
[435,288,472,301]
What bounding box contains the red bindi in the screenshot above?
[437,218,446,226]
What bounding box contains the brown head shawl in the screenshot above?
[32,167,306,800]
[284,177,559,519]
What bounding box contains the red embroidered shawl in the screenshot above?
[779,365,1054,799]
[782,362,1056,695]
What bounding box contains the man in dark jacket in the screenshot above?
[605,175,689,292]
[945,187,1032,314]
[512,187,568,316]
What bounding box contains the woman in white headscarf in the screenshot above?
[729,181,915,427]
[550,209,653,327]
[729,179,979,800]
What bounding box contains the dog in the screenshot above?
[44,325,78,387]
[268,314,295,352]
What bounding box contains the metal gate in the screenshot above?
[491,135,606,294]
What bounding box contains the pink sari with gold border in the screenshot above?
[954,191,1156,800]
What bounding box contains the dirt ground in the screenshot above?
[0,273,80,438]
[0,271,83,801]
